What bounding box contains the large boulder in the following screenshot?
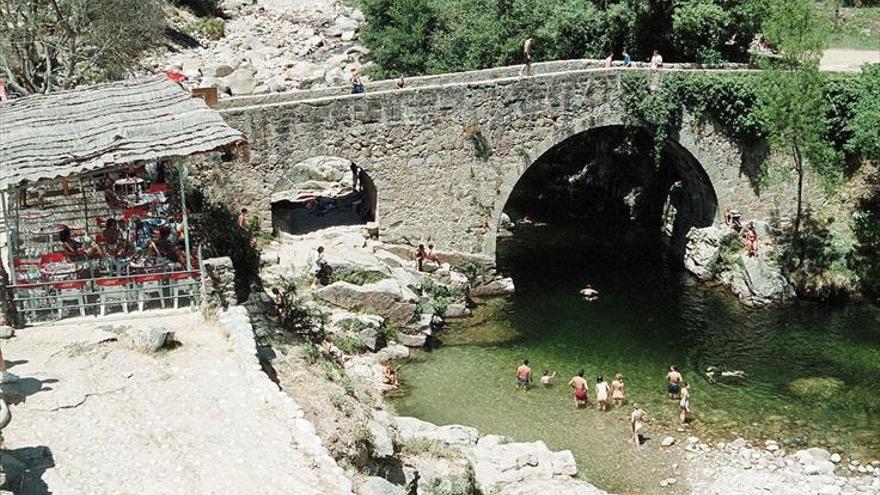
[314,279,418,326]
[405,454,475,495]
[222,68,257,95]
[497,479,610,495]
[728,255,795,306]
[361,477,406,495]
[469,436,582,494]
[470,277,515,299]
[684,226,723,280]
[203,63,235,78]
[127,326,174,354]
[368,419,395,458]
[393,417,479,447]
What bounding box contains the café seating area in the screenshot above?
[7,167,201,324]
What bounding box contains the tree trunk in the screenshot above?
[792,142,805,269]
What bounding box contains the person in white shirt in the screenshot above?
[650,50,664,69]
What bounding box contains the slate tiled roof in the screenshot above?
[0,75,244,189]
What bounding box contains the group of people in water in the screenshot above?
[515,360,693,446]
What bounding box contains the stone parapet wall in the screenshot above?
[219,59,754,110]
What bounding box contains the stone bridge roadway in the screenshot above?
[198,59,802,260]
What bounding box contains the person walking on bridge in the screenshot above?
[519,38,534,76]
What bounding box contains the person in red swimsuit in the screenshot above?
[569,369,589,408]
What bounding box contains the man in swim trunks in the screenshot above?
[516,359,532,389]
[568,369,589,408]
[666,365,683,400]
[519,38,534,76]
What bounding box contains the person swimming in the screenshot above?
[540,370,557,387]
[580,285,599,301]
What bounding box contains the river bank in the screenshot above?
[251,224,880,494]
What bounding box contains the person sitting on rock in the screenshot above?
[415,244,427,272]
[382,362,400,388]
[319,338,343,365]
[425,244,441,265]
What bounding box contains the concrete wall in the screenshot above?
[194,67,806,258]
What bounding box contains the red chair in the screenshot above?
[39,252,66,268]
[123,205,150,221]
[52,280,87,318]
[131,274,166,311]
[96,277,129,316]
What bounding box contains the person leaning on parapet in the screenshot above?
[395,75,405,89]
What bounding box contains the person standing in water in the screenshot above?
[666,365,683,400]
[516,359,532,389]
[610,373,626,407]
[595,376,610,411]
[679,382,691,425]
[568,369,589,408]
[630,404,647,447]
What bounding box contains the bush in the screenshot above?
[171,0,220,16]
[335,335,369,354]
[184,17,226,40]
[708,232,745,276]
[330,268,389,286]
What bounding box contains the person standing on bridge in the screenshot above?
[622,49,632,67]
[519,38,534,76]
[350,68,365,94]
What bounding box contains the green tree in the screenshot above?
[845,65,880,162]
[0,0,166,94]
[757,0,836,267]
[361,0,441,77]
[672,1,732,63]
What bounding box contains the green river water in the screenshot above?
[390,225,880,494]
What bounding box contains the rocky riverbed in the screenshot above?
[143,0,370,97]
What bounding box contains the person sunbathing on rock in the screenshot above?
[382,362,400,388]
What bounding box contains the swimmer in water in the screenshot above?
[580,285,599,301]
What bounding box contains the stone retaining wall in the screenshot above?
[214,306,353,494]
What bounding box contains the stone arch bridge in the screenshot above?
[198,59,796,260]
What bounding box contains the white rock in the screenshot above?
[203,63,235,78]
[830,453,842,463]
[687,436,700,445]
[661,436,676,447]
[222,68,257,95]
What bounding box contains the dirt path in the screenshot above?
[821,48,879,71]
[0,311,348,494]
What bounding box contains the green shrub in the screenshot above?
[335,335,369,354]
[299,343,321,365]
[330,268,389,286]
[184,17,226,40]
[708,233,745,276]
[399,438,457,459]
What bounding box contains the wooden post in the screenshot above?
[179,163,192,272]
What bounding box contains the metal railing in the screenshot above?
[10,271,202,325]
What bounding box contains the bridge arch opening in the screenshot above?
[270,156,377,235]
[497,125,718,264]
